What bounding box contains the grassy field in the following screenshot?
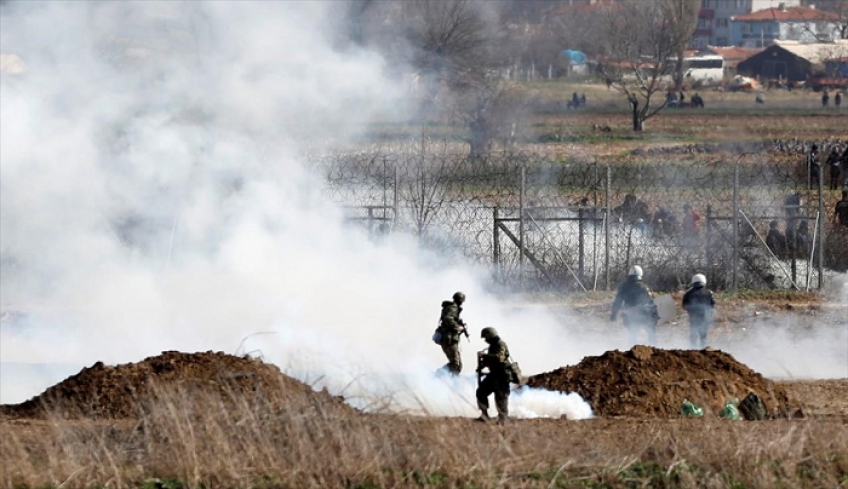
[362,80,847,155]
[3,380,848,489]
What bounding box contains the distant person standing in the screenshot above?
[827,147,842,191]
[784,191,802,224]
[822,89,830,107]
[835,191,848,227]
[808,144,821,190]
[842,145,848,188]
[682,274,715,350]
[682,204,702,240]
[796,220,810,252]
[836,91,843,108]
[610,265,658,346]
[766,220,787,254]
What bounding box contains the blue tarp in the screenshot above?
[562,50,587,65]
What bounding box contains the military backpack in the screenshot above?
[506,357,523,385]
[738,392,768,420]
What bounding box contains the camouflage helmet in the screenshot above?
[480,327,498,340]
[452,291,466,304]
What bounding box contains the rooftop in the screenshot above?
[732,6,843,22]
[772,40,848,64]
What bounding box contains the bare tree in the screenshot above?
[403,0,490,86]
[801,0,848,38]
[668,0,701,88]
[596,0,697,132]
[402,155,458,237]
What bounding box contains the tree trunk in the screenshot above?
[674,54,685,90]
[632,111,643,131]
[469,120,491,160]
[630,97,643,131]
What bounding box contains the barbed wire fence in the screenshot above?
[311,151,847,292]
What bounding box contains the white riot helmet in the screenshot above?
[628,265,643,279]
[691,273,707,286]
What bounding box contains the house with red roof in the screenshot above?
[731,5,844,47]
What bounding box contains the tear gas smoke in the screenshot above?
[0,1,594,419]
[1,3,844,419]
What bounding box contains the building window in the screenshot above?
[717,37,728,45]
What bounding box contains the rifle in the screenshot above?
[460,320,470,341]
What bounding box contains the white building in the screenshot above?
[694,0,801,48]
[731,5,844,47]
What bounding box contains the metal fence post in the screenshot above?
[393,161,399,227]
[732,162,739,291]
[706,204,712,271]
[818,171,824,289]
[519,165,526,289]
[605,163,611,290]
[578,207,585,283]
[493,206,501,283]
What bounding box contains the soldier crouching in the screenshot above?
[476,327,511,425]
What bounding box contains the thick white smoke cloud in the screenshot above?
[0,1,595,419]
[2,2,843,420]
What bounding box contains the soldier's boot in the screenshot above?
[497,414,508,426]
[475,411,491,423]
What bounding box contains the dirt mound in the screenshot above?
[527,346,790,418]
[0,350,354,420]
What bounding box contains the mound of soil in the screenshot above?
[527,346,790,418]
[0,350,354,420]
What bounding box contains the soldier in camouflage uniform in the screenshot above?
[476,327,512,425]
[436,292,467,375]
[610,265,658,346]
[682,273,716,350]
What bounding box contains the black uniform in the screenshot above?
[766,228,786,254]
[610,276,658,346]
[827,150,841,191]
[808,149,820,189]
[836,197,848,227]
[683,285,716,349]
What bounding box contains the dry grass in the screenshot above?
[3,381,848,489]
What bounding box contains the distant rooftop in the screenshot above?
[732,6,843,22]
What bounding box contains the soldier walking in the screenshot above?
[610,265,659,346]
[682,274,716,350]
[475,327,512,426]
[436,292,468,375]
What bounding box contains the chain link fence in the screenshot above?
[311,151,847,292]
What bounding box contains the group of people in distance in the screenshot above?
[807,143,848,191]
[613,194,702,241]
